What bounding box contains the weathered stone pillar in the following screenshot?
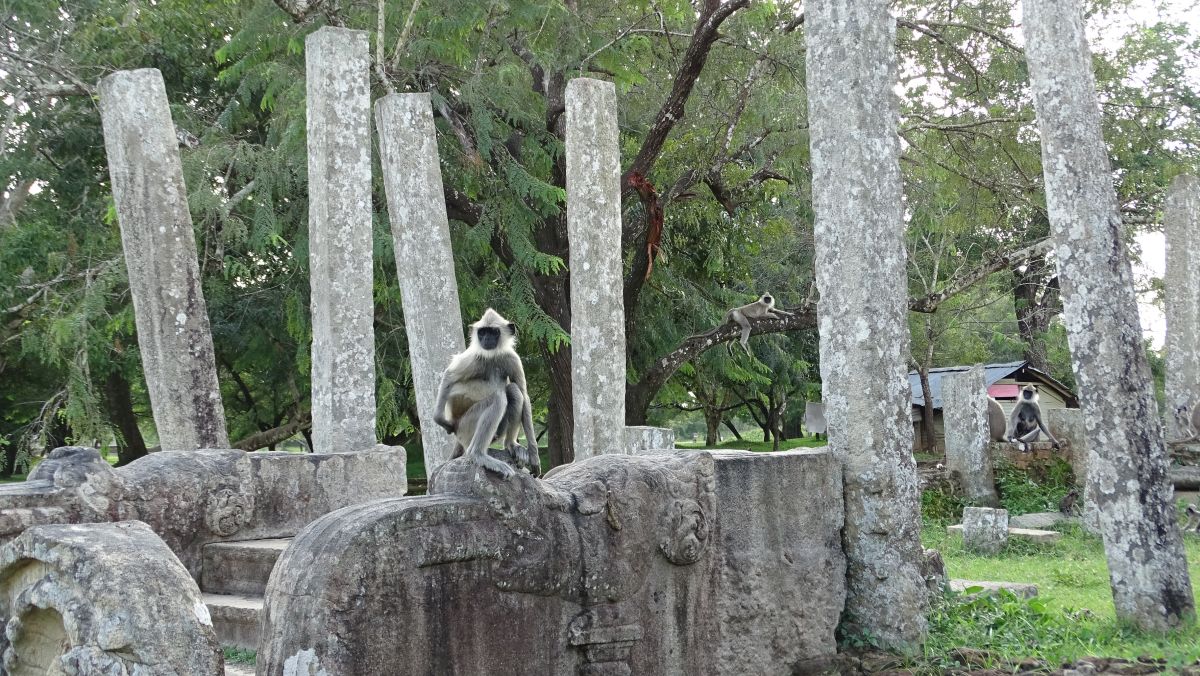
[375,93,465,476]
[942,366,999,507]
[565,78,626,461]
[1024,0,1194,630]
[1165,175,1200,440]
[98,68,229,452]
[805,0,927,647]
[306,27,376,454]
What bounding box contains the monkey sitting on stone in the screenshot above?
[1059,488,1079,516]
[1006,385,1060,453]
[432,308,540,479]
[700,293,793,356]
[1168,404,1200,444]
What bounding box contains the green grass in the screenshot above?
[914,497,1200,671]
[674,437,827,453]
[223,647,256,665]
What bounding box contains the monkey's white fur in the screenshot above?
[433,308,539,478]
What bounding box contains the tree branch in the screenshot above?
[232,410,311,451]
[908,238,1053,313]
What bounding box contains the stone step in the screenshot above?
[203,593,263,652]
[946,524,1062,543]
[201,538,290,596]
[949,579,1038,599]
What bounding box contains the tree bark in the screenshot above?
[917,367,936,452]
[1024,0,1193,630]
[806,0,928,647]
[723,419,743,441]
[103,370,149,466]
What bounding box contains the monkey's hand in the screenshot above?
[434,416,456,434]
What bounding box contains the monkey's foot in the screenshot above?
[472,452,516,479]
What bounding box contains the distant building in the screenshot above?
[908,361,1078,453]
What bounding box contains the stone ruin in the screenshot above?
[3,0,1197,668]
[259,449,845,675]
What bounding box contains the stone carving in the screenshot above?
[259,449,845,675]
[204,487,255,537]
[0,445,406,577]
[0,521,222,675]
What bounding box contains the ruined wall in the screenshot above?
[258,450,845,675]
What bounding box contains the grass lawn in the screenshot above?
[916,510,1200,671]
[674,437,827,453]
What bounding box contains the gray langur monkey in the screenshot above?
[1167,403,1200,444]
[1006,385,1060,453]
[701,293,793,355]
[432,308,539,479]
[987,396,1007,442]
[1182,504,1200,534]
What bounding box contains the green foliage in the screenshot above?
[223,648,257,665]
[994,458,1075,515]
[921,488,968,526]
[919,515,1200,670]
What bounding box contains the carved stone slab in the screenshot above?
[258,449,845,675]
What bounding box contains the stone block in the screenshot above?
[203,593,263,652]
[949,579,1038,599]
[258,449,845,675]
[0,445,406,577]
[201,538,290,596]
[961,507,1008,554]
[0,521,222,675]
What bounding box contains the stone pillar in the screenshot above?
[98,69,229,452]
[375,93,465,476]
[565,78,626,461]
[306,27,376,454]
[942,366,998,507]
[805,0,927,647]
[1165,175,1200,440]
[624,426,676,454]
[1043,408,1100,531]
[1024,0,1193,630]
[961,507,1008,555]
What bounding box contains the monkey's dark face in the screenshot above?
[471,308,517,351]
[760,294,773,305]
[476,326,501,350]
[1021,386,1038,401]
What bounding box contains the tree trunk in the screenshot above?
[1024,0,1194,630]
[704,411,721,446]
[103,370,148,466]
[917,368,936,453]
[806,0,928,647]
[723,419,742,441]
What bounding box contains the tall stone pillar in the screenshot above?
[1164,175,1200,441]
[942,366,999,507]
[805,0,927,647]
[98,68,229,451]
[565,78,626,461]
[376,93,465,476]
[1024,0,1193,630]
[306,27,376,454]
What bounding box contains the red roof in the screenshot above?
[988,384,1020,399]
